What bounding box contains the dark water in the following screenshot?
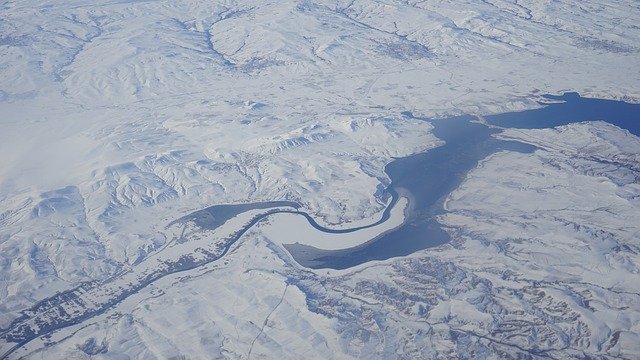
[286,116,536,269]
[181,201,300,230]
[183,194,400,235]
[285,94,639,269]
[5,94,637,360]
[486,92,640,136]
[194,93,640,270]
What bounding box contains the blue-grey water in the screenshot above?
[180,201,299,230]
[193,93,640,270]
[285,116,536,269]
[4,94,638,358]
[286,93,639,269]
[486,92,640,136]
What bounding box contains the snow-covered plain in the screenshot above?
[1,0,640,358]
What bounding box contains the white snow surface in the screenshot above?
[1,0,640,358]
[260,196,408,251]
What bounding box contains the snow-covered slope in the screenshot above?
[1,0,639,358]
[13,121,640,359]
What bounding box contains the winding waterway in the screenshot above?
[188,93,640,270]
[2,93,638,359]
[284,115,535,269]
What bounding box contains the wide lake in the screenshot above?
[190,93,640,270]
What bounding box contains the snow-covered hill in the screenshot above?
[1,0,639,358]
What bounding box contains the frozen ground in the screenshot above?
[1,0,639,358]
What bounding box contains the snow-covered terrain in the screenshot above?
[1,0,639,358]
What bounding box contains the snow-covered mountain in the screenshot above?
[1,0,639,358]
